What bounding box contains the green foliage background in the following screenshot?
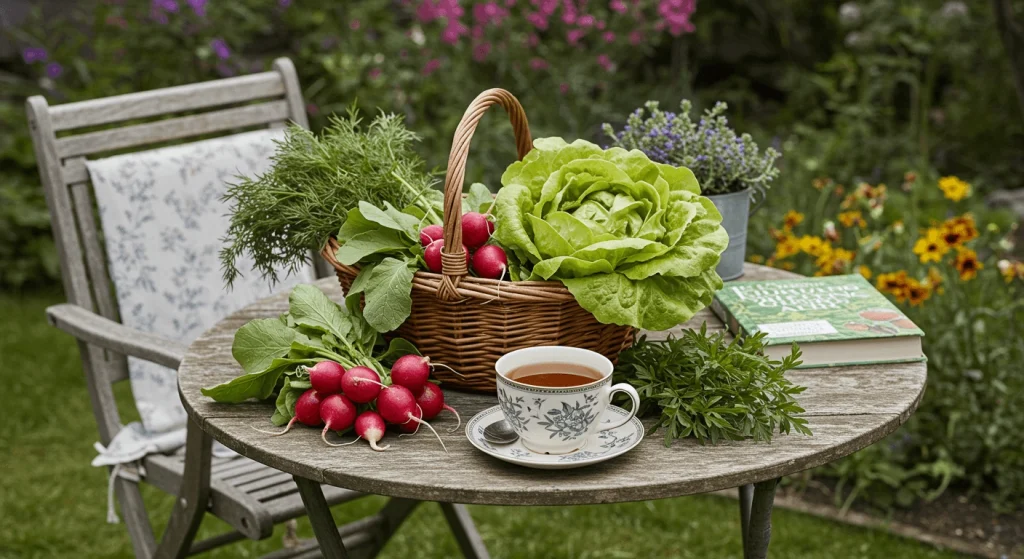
[2,0,1022,513]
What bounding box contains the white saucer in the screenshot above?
[465,405,644,470]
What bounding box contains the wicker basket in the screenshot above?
[321,88,635,392]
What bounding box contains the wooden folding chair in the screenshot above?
[26,57,485,558]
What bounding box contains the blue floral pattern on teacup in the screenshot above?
[538,399,600,441]
[497,388,530,431]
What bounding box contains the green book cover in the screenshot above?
[711,275,924,347]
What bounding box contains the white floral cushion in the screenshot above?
[87,129,314,434]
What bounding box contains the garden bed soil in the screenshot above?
[748,483,1024,558]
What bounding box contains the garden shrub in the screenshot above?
[2,0,1022,511]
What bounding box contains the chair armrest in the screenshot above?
[46,304,187,369]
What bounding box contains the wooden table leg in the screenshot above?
[738,484,754,548]
[743,478,779,559]
[440,503,490,559]
[294,475,350,559]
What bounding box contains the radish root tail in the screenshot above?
[409,415,449,453]
[321,425,357,447]
[429,361,465,378]
[480,267,506,305]
[369,439,390,452]
[443,404,462,433]
[252,416,297,436]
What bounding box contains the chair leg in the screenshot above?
[155,419,212,559]
[440,503,490,559]
[115,477,157,558]
[359,498,420,559]
[743,479,779,559]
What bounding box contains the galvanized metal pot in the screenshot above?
[707,188,762,281]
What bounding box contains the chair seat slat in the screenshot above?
[56,100,291,159]
[49,72,285,131]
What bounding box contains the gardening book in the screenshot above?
[711,275,925,368]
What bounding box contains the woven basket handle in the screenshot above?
[437,88,532,300]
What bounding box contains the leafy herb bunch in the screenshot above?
[220,108,438,286]
[603,100,781,197]
[614,325,811,445]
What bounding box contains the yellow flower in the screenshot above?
[954,247,983,281]
[905,278,932,306]
[941,214,978,246]
[780,261,796,271]
[997,260,1024,283]
[748,254,765,264]
[782,210,805,231]
[939,176,971,201]
[799,235,829,257]
[876,271,910,302]
[815,247,855,276]
[812,177,832,190]
[912,228,949,264]
[858,265,872,280]
[838,211,866,228]
[773,235,800,260]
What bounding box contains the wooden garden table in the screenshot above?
[178,264,926,558]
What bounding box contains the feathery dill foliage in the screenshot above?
[220,109,437,286]
[614,325,811,445]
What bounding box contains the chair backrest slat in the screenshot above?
[55,100,291,159]
[48,71,286,132]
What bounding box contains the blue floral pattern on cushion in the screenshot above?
[87,129,315,434]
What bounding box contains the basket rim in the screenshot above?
[321,238,577,303]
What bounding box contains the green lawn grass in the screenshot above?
[0,290,962,559]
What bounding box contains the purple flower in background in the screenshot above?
[349,19,361,30]
[610,0,627,14]
[45,62,63,78]
[215,62,236,77]
[368,67,382,79]
[187,0,206,16]
[153,0,179,12]
[211,38,231,60]
[597,54,614,72]
[21,47,48,64]
[529,57,548,70]
[422,58,442,76]
[472,41,492,61]
[279,0,292,7]
[526,12,548,30]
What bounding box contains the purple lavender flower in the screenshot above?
[211,38,231,60]
[45,62,63,79]
[187,0,206,16]
[21,47,48,64]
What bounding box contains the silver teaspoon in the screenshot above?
[483,419,519,445]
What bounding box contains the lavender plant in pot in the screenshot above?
[603,101,780,280]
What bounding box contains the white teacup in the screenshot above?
[494,346,641,455]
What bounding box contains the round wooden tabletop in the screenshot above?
[178,264,926,506]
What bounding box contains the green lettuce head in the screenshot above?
[493,137,729,330]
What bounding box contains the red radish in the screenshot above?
[424,240,469,273]
[419,224,444,246]
[397,405,423,434]
[376,385,448,452]
[254,389,323,435]
[308,361,345,394]
[462,212,495,250]
[352,411,390,451]
[390,354,431,393]
[416,382,462,432]
[472,244,508,280]
[340,366,382,403]
[319,394,357,447]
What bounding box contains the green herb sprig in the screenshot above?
[614,324,811,445]
[220,107,439,286]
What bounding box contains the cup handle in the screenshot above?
[598,383,641,432]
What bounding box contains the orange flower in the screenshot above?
[905,278,932,306]
[941,214,979,246]
[876,271,910,302]
[913,228,949,264]
[954,247,983,280]
[812,177,833,190]
[782,210,805,231]
[838,211,866,228]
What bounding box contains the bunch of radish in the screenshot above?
[420,213,508,280]
[258,357,459,453]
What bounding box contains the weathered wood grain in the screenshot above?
[178,265,928,507]
[55,100,290,158]
[48,71,286,131]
